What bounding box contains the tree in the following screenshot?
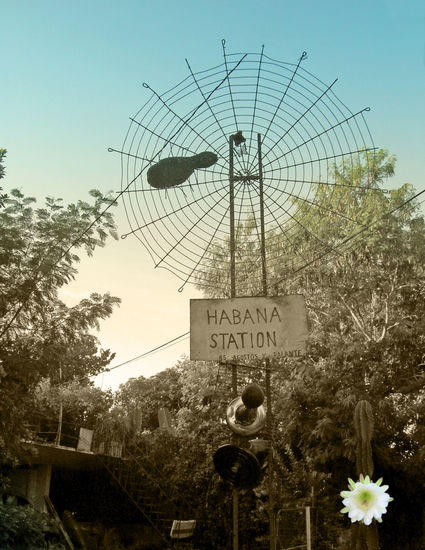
[275,166,425,548]
[0,148,7,206]
[0,182,121,462]
[0,503,66,550]
[113,367,183,432]
[196,149,425,548]
[110,357,262,549]
[33,378,113,447]
[196,149,398,298]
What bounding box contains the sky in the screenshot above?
[1,0,424,391]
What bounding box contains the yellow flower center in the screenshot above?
[355,489,375,510]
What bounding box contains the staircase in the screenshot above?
[100,437,189,545]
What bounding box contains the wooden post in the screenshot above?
[45,496,75,550]
[55,366,63,446]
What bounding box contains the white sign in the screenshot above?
[190,295,308,362]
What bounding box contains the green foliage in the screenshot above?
[0,148,6,180]
[193,149,425,548]
[114,367,183,432]
[64,147,423,549]
[107,358,247,547]
[272,155,425,547]
[0,504,65,549]
[33,379,113,446]
[0,187,119,338]
[196,149,404,299]
[0,148,7,207]
[0,186,120,461]
[195,215,266,297]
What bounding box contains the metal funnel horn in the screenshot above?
[226,396,266,436]
[213,444,262,489]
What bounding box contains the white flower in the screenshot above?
[340,475,393,525]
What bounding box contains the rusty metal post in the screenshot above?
[229,136,239,550]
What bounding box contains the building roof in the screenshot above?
[28,442,105,470]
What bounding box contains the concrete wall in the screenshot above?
[8,464,52,512]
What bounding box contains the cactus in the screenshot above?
[352,400,378,549]
[353,399,374,478]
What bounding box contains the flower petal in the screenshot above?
[340,476,392,525]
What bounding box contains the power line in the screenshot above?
[97,188,425,380]
[39,188,425,391]
[92,331,190,379]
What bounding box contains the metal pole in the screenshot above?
[258,134,276,550]
[229,136,239,550]
[266,359,276,550]
[258,134,267,297]
[229,137,236,299]
[232,488,239,550]
[306,506,312,550]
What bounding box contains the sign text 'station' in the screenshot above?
[190,296,308,362]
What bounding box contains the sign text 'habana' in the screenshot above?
[190,295,308,362]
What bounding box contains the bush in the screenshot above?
[0,503,66,549]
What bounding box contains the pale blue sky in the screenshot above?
[1,1,424,388]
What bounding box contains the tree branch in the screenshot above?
[337,292,372,342]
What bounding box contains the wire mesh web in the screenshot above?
[119,45,375,295]
[209,361,268,406]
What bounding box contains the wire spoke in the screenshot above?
[222,40,239,132]
[263,147,377,172]
[275,107,371,160]
[265,175,387,192]
[155,182,237,268]
[186,58,230,146]
[247,44,264,167]
[248,50,307,173]
[261,186,334,249]
[222,40,250,174]
[177,182,245,293]
[121,184,230,237]
[261,78,339,165]
[264,181,368,226]
[142,53,247,157]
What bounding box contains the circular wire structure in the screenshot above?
[118,44,375,295]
